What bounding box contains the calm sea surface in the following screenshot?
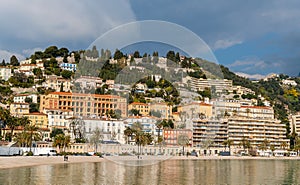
[0,159,299,184]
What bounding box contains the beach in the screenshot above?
[1,155,300,169]
[0,156,104,169]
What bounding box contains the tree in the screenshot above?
[50,128,64,138]
[222,139,233,153]
[129,109,140,116]
[10,55,19,66]
[133,51,141,58]
[89,127,103,153]
[25,124,41,152]
[53,134,71,153]
[177,134,190,155]
[124,126,133,144]
[69,118,85,142]
[1,59,6,66]
[61,70,73,79]
[259,139,270,152]
[113,49,124,60]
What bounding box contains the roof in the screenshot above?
[129,102,149,106]
[24,112,47,116]
[49,92,123,99]
[241,106,272,110]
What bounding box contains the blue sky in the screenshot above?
[1,0,300,77]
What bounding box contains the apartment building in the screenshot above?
[290,114,300,135]
[189,77,233,93]
[0,67,12,81]
[125,116,160,141]
[74,76,102,91]
[10,103,30,116]
[192,119,228,147]
[14,94,38,103]
[60,63,77,72]
[44,75,72,92]
[40,92,127,118]
[163,128,193,147]
[24,112,48,128]
[83,118,125,144]
[150,102,172,119]
[128,102,150,116]
[43,108,74,129]
[177,102,213,120]
[227,117,289,148]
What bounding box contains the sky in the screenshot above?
[1,0,300,77]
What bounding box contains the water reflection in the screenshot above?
[0,159,299,184]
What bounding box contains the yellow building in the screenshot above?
[24,112,48,129]
[177,102,213,120]
[10,103,30,117]
[128,102,150,116]
[40,92,127,118]
[150,102,172,119]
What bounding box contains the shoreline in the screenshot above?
[0,155,300,169]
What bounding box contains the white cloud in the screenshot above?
[0,0,136,51]
[235,72,266,80]
[22,48,44,57]
[0,50,25,63]
[213,39,243,50]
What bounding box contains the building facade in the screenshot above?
[128,102,150,116]
[40,92,127,118]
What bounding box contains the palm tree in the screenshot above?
[124,126,133,144]
[155,121,163,145]
[25,124,41,152]
[53,134,71,153]
[0,108,10,139]
[280,141,288,150]
[6,116,19,142]
[259,139,270,153]
[222,139,233,153]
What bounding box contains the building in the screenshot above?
[44,75,72,92]
[0,67,12,81]
[150,102,172,119]
[232,85,255,95]
[192,119,228,147]
[282,79,297,86]
[24,112,48,129]
[13,94,38,103]
[74,76,102,91]
[60,63,77,72]
[43,108,74,129]
[125,116,160,143]
[189,77,233,93]
[239,106,274,120]
[227,117,289,148]
[178,102,213,120]
[128,102,150,116]
[10,103,30,116]
[83,118,125,144]
[40,92,127,118]
[163,129,193,147]
[290,113,300,135]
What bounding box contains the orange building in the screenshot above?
[163,129,193,146]
[128,102,150,116]
[40,92,127,118]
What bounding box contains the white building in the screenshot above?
[0,67,12,81]
[13,94,38,103]
[43,108,74,128]
[125,116,161,141]
[83,118,126,144]
[60,63,77,72]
